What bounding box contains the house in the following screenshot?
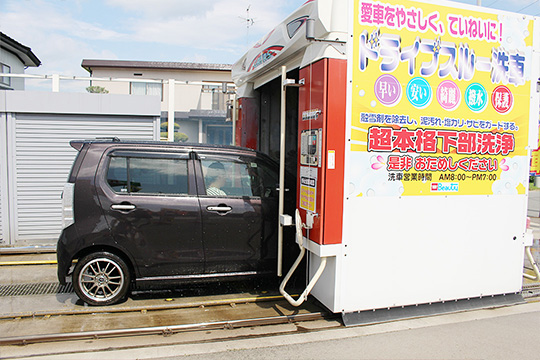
[81,59,234,145]
[0,32,41,90]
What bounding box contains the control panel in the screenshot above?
[300,129,322,167]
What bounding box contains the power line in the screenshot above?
[485,0,501,6]
[517,0,539,12]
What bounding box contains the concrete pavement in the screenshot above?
[158,301,540,360]
[528,189,540,219]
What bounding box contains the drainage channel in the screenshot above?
[0,282,73,297]
[0,288,296,321]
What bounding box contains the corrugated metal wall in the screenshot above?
[0,186,3,243]
[0,162,4,244]
[0,114,7,245]
[0,190,3,244]
[2,113,158,245]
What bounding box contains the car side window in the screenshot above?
[257,161,279,198]
[201,158,263,197]
[107,157,129,192]
[106,155,189,195]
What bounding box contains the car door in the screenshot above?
[195,152,279,275]
[97,149,204,278]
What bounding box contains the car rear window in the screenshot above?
[67,146,89,183]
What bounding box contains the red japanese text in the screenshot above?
[368,126,514,156]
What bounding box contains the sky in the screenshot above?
[1,0,540,91]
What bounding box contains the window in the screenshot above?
[202,85,224,110]
[107,156,189,195]
[130,82,163,100]
[257,161,279,198]
[206,125,232,145]
[107,157,128,192]
[201,158,277,198]
[1,63,11,87]
[211,87,223,110]
[287,16,308,38]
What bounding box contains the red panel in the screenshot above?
[323,58,347,245]
[235,98,244,147]
[236,97,259,150]
[297,58,347,245]
[298,60,325,245]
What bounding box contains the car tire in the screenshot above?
[73,251,130,306]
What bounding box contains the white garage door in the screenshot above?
[0,115,8,245]
[12,114,157,244]
[0,179,4,245]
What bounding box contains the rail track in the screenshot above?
[0,285,289,320]
[0,310,334,346]
[522,283,540,299]
[0,278,335,348]
[1,283,539,347]
[0,254,539,350]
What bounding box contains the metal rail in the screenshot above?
[0,311,333,346]
[2,285,538,346]
[0,293,291,320]
[0,260,57,266]
[0,246,56,255]
[522,283,540,299]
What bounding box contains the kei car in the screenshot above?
[57,139,289,305]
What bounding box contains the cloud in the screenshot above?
[1,1,124,67]
[106,0,216,18]
[2,1,126,43]
[0,0,302,89]
[179,53,212,63]
[109,0,292,53]
[1,0,123,91]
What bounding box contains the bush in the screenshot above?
[160,121,181,132]
[86,86,109,94]
[160,132,189,142]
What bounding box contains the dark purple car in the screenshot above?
[57,139,287,305]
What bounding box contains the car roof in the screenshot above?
[69,139,273,161]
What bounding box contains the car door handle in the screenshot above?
[206,205,232,214]
[111,204,136,211]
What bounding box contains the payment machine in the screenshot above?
[296,59,346,246]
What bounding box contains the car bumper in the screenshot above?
[56,225,77,285]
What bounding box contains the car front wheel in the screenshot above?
[73,252,130,306]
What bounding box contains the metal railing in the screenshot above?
[0,73,237,142]
[0,73,234,91]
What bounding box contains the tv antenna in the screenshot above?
[239,5,255,47]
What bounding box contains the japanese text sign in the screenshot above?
[349,0,537,196]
